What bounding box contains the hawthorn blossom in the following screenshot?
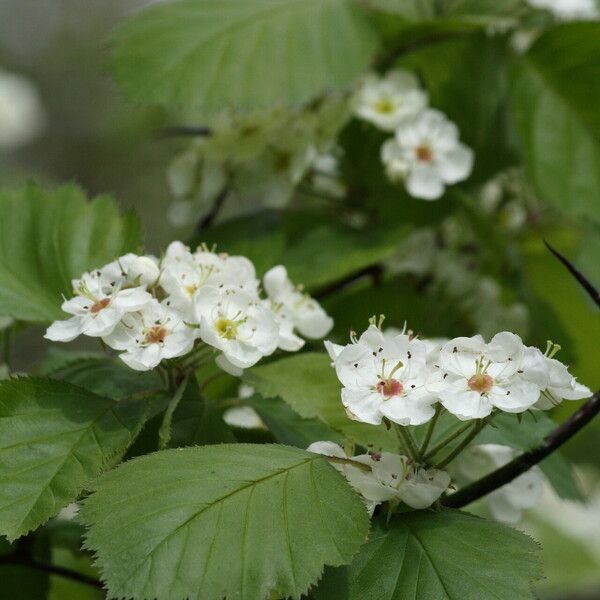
[194,286,279,371]
[45,270,152,342]
[160,241,259,319]
[308,442,451,511]
[103,299,196,371]
[430,333,541,420]
[381,109,474,200]
[457,444,544,523]
[223,384,265,429]
[330,325,437,426]
[520,345,592,409]
[263,265,333,351]
[527,0,599,20]
[354,70,428,132]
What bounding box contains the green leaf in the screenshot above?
[0,183,142,323]
[476,412,583,501]
[348,511,541,599]
[0,377,152,541]
[245,353,398,451]
[80,444,370,600]
[511,23,600,222]
[200,209,408,290]
[42,351,162,400]
[169,376,236,447]
[111,0,378,117]
[246,393,344,448]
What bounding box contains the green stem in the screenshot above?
[434,420,487,470]
[394,423,419,461]
[419,404,442,458]
[158,374,189,450]
[422,422,473,462]
[324,455,372,473]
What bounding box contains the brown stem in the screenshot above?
[0,555,103,589]
[443,391,600,508]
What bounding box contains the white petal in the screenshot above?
[113,288,153,311]
[263,265,291,299]
[44,317,83,342]
[440,388,493,420]
[215,354,244,376]
[406,165,445,200]
[437,144,474,184]
[341,388,384,425]
[379,396,436,426]
[324,340,344,363]
[489,380,540,413]
[307,441,347,459]
[223,406,265,429]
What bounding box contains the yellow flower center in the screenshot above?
[215,317,239,340]
[374,98,395,114]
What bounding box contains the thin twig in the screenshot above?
[0,555,103,589]
[443,391,600,508]
[544,241,600,309]
[313,265,384,300]
[434,420,486,470]
[196,188,229,234]
[159,125,213,138]
[422,421,472,462]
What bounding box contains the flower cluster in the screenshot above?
[308,441,450,513]
[326,320,591,426]
[45,243,333,372]
[354,70,474,200]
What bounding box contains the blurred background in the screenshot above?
[1,1,599,598]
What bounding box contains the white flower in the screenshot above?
[520,346,592,409]
[355,70,428,132]
[0,69,45,149]
[308,442,451,511]
[195,286,278,370]
[324,340,345,365]
[332,325,437,426]
[382,109,474,200]
[431,333,541,420]
[102,253,160,288]
[457,444,544,523]
[263,265,333,351]
[45,270,152,342]
[103,299,196,371]
[160,242,259,319]
[527,0,599,20]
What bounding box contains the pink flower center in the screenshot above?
[90,298,111,314]
[468,374,494,394]
[377,378,404,398]
[144,325,168,344]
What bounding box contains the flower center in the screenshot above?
[377,378,404,398]
[90,298,111,314]
[415,144,433,162]
[144,325,168,345]
[374,98,395,114]
[468,374,494,394]
[215,317,239,340]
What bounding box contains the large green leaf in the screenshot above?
[245,353,398,451]
[111,0,378,117]
[0,183,141,323]
[0,378,152,541]
[348,511,541,599]
[511,23,600,222]
[80,444,370,600]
